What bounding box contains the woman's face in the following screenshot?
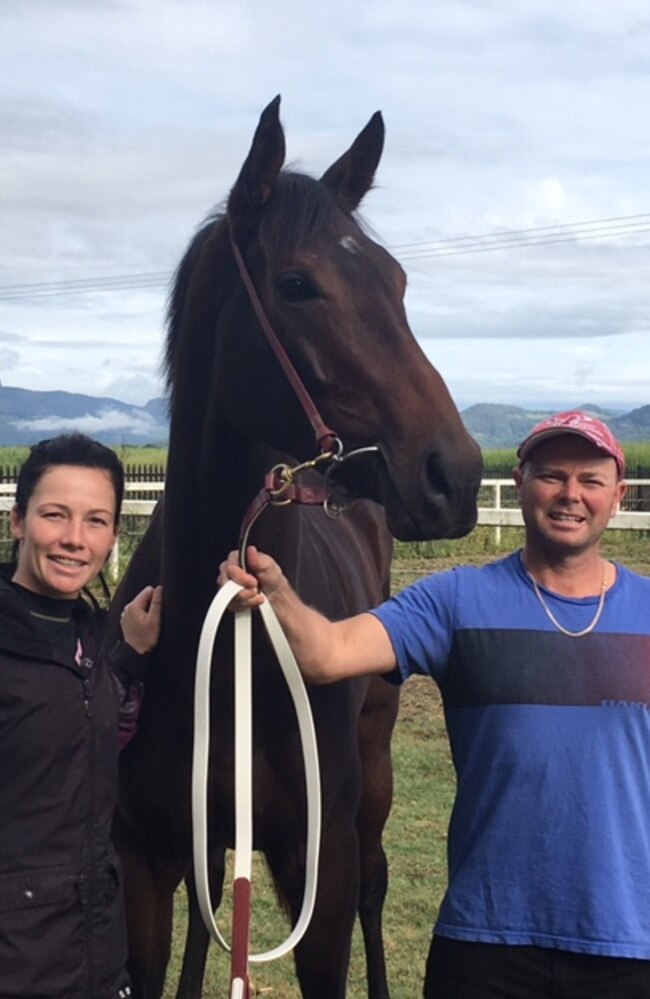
[10,465,117,600]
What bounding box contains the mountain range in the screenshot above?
[461,403,650,449]
[0,385,169,446]
[0,384,649,450]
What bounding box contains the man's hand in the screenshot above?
[219,545,396,682]
[218,546,285,610]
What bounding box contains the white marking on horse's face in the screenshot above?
[340,235,362,255]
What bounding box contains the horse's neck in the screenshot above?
[163,420,292,588]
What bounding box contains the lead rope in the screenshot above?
[192,580,322,997]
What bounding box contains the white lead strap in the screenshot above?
[192,579,322,963]
[234,607,253,882]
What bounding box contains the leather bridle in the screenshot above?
[228,219,379,563]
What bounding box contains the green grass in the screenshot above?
[0,444,167,472]
[0,446,31,467]
[110,445,168,467]
[395,526,650,576]
[1,442,648,477]
[621,441,650,475]
[481,443,650,477]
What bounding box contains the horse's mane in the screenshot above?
[164,217,224,392]
[164,171,352,393]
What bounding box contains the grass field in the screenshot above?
[0,444,168,470]
[159,538,650,998]
[1,441,649,476]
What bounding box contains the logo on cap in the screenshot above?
[517,410,625,477]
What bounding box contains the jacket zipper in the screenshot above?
[81,660,96,998]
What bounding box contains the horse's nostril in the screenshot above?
[425,453,451,499]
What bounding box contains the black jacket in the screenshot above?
[0,576,132,998]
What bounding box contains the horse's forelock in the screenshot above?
[258,171,344,261]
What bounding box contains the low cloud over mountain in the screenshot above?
[0,384,169,445]
[0,384,648,450]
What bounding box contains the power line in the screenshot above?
[1,212,648,302]
[391,212,650,252]
[400,220,650,260]
[0,271,170,293]
[0,272,171,302]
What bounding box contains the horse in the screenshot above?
[110,96,483,999]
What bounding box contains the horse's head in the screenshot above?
[167,97,482,541]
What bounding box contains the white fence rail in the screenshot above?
[2,479,649,581]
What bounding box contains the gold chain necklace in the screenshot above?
[527,569,607,638]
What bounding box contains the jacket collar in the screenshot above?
[0,572,97,667]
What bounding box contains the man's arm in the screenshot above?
[219,547,397,683]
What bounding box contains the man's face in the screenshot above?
[513,435,626,560]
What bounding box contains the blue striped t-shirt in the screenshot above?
[371,551,650,958]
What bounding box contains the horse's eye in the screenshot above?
[276,273,317,302]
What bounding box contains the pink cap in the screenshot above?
[517,410,625,477]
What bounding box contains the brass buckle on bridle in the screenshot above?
[267,439,344,505]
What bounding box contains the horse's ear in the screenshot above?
[228,95,286,231]
[320,112,384,212]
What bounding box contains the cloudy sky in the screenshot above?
[2,0,649,417]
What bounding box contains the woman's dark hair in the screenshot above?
[14,433,124,526]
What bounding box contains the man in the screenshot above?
[220,410,650,999]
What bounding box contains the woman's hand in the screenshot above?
[217,546,285,611]
[120,584,163,653]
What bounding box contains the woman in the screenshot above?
[0,433,162,998]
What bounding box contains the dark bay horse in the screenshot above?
[110,97,482,999]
